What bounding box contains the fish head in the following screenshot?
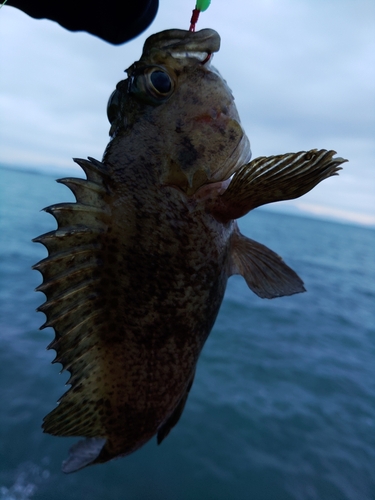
[106,29,251,196]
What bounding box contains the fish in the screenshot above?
[33,28,347,474]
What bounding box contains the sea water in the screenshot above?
[0,165,374,500]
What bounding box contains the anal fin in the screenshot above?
[230,228,305,298]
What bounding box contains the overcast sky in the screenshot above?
[1,0,374,226]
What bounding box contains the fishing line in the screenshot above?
[0,0,8,9]
[189,0,211,32]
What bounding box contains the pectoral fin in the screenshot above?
[210,149,347,222]
[230,228,305,298]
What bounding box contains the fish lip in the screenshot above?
[169,51,210,63]
[142,29,221,59]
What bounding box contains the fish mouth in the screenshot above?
[169,51,210,63]
[141,29,221,61]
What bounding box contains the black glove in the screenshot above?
[6,0,159,44]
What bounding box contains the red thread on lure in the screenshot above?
[189,8,200,32]
[189,0,211,32]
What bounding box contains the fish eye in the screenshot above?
[107,89,121,124]
[149,70,172,95]
[129,66,174,105]
[106,80,130,136]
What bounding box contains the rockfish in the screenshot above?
[33,28,346,473]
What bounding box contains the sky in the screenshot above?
[1,0,374,226]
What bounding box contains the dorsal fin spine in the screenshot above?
[33,159,112,429]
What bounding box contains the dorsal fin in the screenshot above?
[33,158,113,438]
[74,157,110,184]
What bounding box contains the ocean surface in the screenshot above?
[0,164,374,500]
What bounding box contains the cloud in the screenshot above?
[0,0,374,224]
[294,202,375,227]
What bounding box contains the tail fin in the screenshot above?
[62,438,106,474]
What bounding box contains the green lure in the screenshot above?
[195,0,211,11]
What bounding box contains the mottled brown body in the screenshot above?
[34,28,346,473]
